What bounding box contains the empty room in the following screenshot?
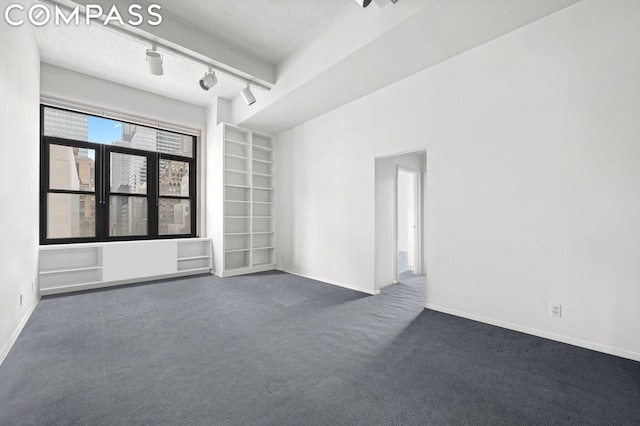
[1,0,639,424]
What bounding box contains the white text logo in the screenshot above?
[4,3,163,27]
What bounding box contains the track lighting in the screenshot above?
[240,83,256,106]
[145,44,163,76]
[199,68,218,91]
[354,0,398,8]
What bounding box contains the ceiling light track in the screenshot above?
[38,0,272,92]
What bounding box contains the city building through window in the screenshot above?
[40,105,196,244]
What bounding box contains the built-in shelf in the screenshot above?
[218,123,275,277]
[177,240,212,272]
[177,255,211,261]
[252,262,274,268]
[225,267,249,273]
[40,266,103,275]
[225,138,249,145]
[225,153,249,160]
[38,239,212,295]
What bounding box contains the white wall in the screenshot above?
[275,0,640,361]
[204,98,229,274]
[0,15,40,364]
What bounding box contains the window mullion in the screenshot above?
[149,152,159,239]
[40,106,47,244]
[97,144,107,241]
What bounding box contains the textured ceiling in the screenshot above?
[144,0,350,63]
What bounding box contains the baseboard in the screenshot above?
[426,303,640,363]
[0,301,38,367]
[280,269,378,295]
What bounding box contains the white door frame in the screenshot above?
[374,148,426,296]
[395,166,423,281]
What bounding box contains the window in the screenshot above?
[40,105,197,244]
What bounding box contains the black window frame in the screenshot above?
[40,105,197,245]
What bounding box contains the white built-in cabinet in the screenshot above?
[214,123,275,277]
[38,238,212,295]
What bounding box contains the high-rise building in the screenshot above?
[43,108,89,142]
[110,141,132,192]
[123,122,190,156]
[157,130,186,156]
[158,160,190,234]
[126,124,154,192]
[47,145,95,239]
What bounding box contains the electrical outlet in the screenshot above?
[550,303,562,318]
[20,294,23,306]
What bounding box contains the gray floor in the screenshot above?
[1,271,639,425]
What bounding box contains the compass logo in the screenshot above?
[4,3,163,27]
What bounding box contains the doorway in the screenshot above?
[374,150,426,302]
[396,167,421,281]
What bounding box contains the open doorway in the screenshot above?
[375,150,426,304]
[396,167,422,281]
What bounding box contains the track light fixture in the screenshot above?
[354,0,398,8]
[354,0,373,7]
[240,83,257,106]
[199,67,218,91]
[146,44,163,76]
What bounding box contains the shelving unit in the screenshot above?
[38,238,212,295]
[177,240,212,272]
[39,246,103,290]
[217,123,275,277]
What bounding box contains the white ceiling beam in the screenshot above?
[234,0,583,134]
[373,0,397,8]
[66,0,276,86]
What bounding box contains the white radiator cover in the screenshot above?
[38,238,213,296]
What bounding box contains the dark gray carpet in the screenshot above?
[1,271,639,425]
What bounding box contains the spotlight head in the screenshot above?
[240,83,256,106]
[146,46,163,76]
[199,69,218,91]
[354,0,372,7]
